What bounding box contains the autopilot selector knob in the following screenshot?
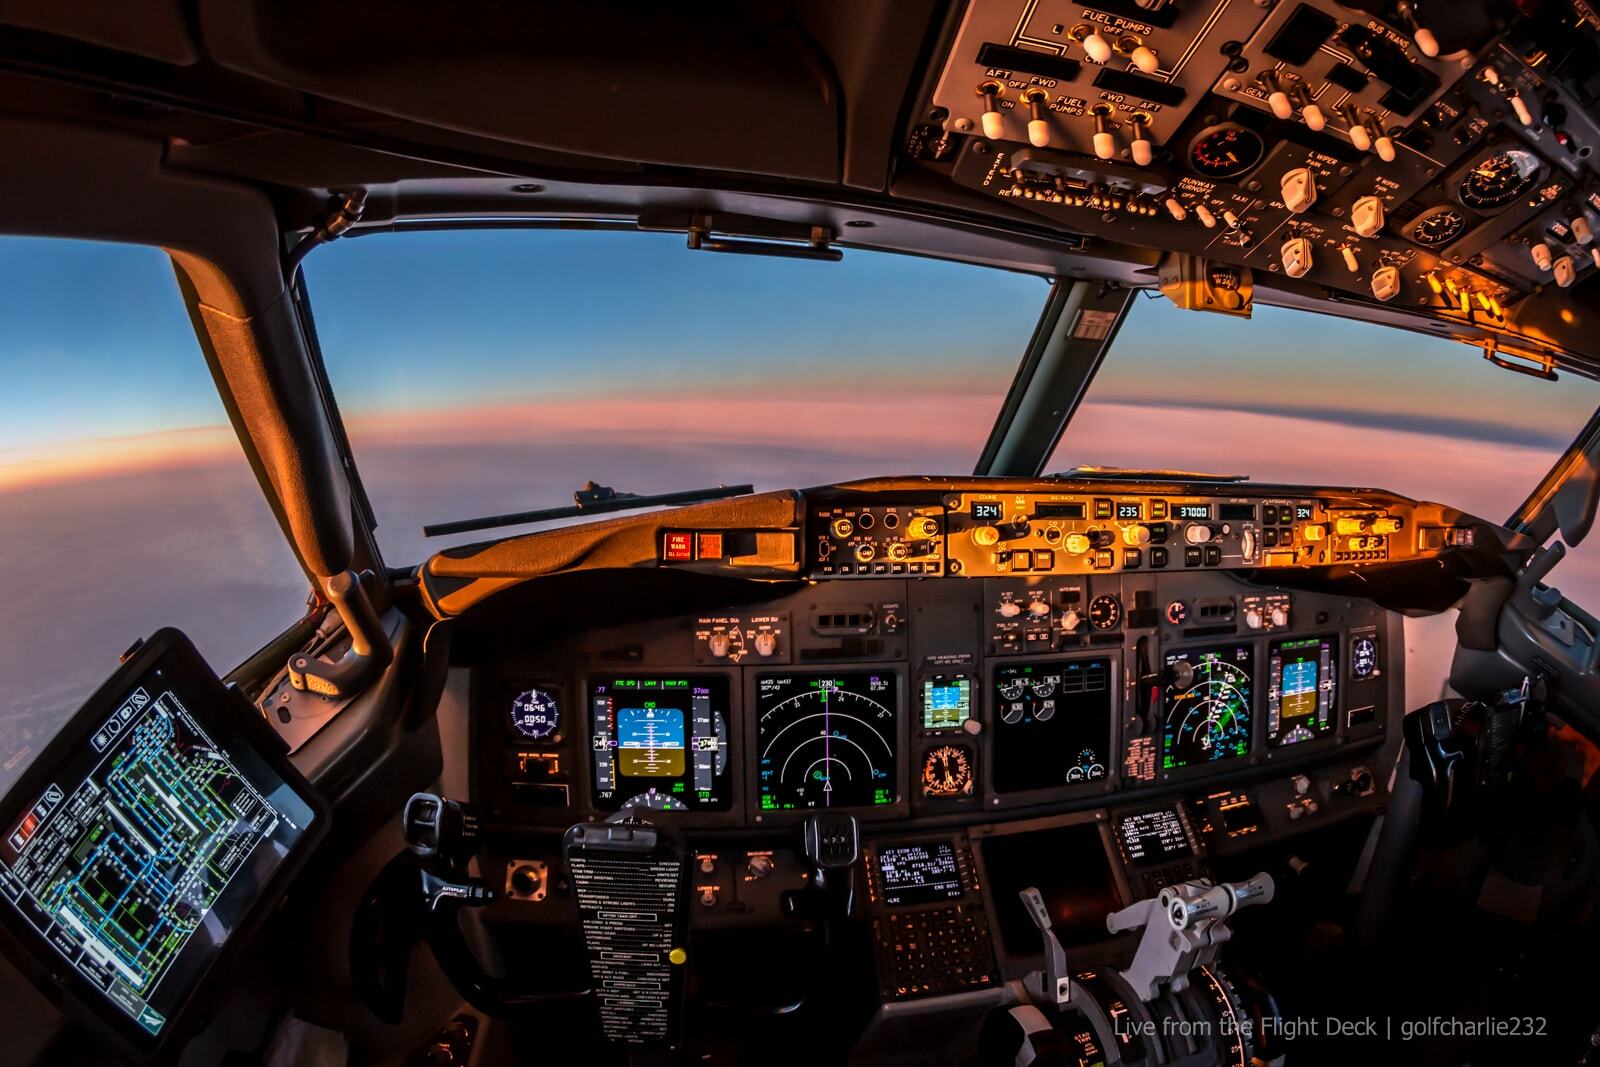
[1064,532,1092,555]
[973,525,1001,547]
[1123,524,1151,547]
[1184,523,1215,545]
[909,516,940,539]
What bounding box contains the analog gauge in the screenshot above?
[1029,673,1061,699]
[1406,205,1467,247]
[509,688,561,739]
[756,674,899,809]
[1000,701,1027,725]
[921,745,975,798]
[621,788,688,812]
[1457,149,1541,210]
[1188,123,1266,179]
[1161,645,1254,770]
[998,677,1026,702]
[1351,635,1379,679]
[1089,594,1123,631]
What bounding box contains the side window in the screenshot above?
[0,238,312,793]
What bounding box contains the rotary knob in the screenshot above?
[1184,523,1215,545]
[1028,599,1052,617]
[1269,604,1290,628]
[708,633,732,658]
[999,601,1023,618]
[1064,532,1092,555]
[747,854,774,879]
[1122,524,1151,546]
[909,516,940,539]
[1244,607,1264,629]
[1061,609,1083,631]
[973,526,1001,547]
[753,632,778,657]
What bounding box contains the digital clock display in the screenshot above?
[1175,504,1210,520]
[972,501,1004,521]
[1116,503,1142,520]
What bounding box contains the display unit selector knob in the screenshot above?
[1028,600,1052,617]
[708,633,732,658]
[753,632,778,657]
[1269,604,1290,628]
[999,601,1023,618]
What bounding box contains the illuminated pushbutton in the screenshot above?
[854,543,877,563]
[830,517,854,539]
[1064,532,1093,555]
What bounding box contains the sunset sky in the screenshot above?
[3,230,1600,790]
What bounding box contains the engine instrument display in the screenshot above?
[921,744,975,798]
[756,673,898,810]
[509,687,560,740]
[921,675,972,730]
[1161,645,1254,771]
[876,840,964,907]
[590,676,731,811]
[992,658,1112,793]
[1114,806,1194,866]
[1267,636,1336,747]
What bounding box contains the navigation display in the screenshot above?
[877,841,964,906]
[1267,636,1337,747]
[0,631,322,1052]
[1115,807,1194,866]
[590,676,730,811]
[1161,644,1254,771]
[756,673,898,810]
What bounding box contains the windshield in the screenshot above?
[305,229,1051,563]
[1051,295,1600,603]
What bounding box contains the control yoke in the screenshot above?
[1106,874,1275,1002]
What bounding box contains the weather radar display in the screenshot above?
[1161,644,1254,770]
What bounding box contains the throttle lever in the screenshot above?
[1019,887,1072,1009]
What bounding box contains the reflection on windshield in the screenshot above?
[306,230,1050,564]
[1050,297,1600,605]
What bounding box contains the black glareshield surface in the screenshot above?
[0,629,326,1056]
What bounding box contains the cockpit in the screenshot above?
[1,3,1598,1065]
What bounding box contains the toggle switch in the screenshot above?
[1165,196,1188,221]
[1258,70,1294,120]
[1395,1,1439,57]
[1573,216,1593,245]
[1091,108,1117,160]
[1077,26,1113,63]
[1340,245,1360,272]
[1130,44,1159,73]
[1129,115,1154,166]
[1195,203,1217,228]
[1509,93,1535,127]
[1290,84,1325,131]
[1592,247,1600,270]
[1351,195,1385,238]
[1222,209,1241,229]
[1025,91,1052,147]
[1531,242,1553,271]
[1370,265,1402,302]
[1280,167,1317,213]
[1346,115,1372,152]
[979,84,1005,140]
[1281,236,1314,278]
[1372,127,1396,162]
